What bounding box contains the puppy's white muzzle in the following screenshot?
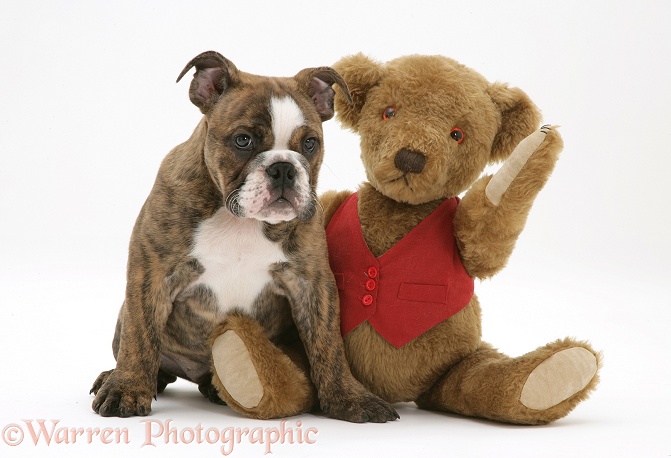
[231,150,314,223]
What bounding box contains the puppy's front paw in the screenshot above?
[91,370,153,417]
[322,390,399,423]
[90,369,113,395]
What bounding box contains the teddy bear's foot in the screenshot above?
[519,345,597,411]
[210,313,315,419]
[416,338,600,425]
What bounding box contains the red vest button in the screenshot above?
[365,279,376,291]
[362,294,374,306]
[367,266,378,278]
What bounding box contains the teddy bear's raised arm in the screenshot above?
[455,126,563,279]
[486,125,555,205]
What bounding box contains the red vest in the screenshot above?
[326,193,474,348]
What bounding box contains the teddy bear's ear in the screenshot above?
[487,83,542,162]
[332,53,385,131]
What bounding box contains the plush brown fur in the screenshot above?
[319,53,601,425]
[212,53,602,425]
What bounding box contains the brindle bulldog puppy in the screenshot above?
[90,51,398,423]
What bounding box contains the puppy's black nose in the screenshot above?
[267,162,296,188]
[394,149,426,174]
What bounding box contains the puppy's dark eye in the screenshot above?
[303,137,318,155]
[450,127,464,144]
[382,106,397,121]
[234,134,253,150]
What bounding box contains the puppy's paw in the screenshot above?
[90,369,113,395]
[322,390,399,423]
[91,370,153,417]
[198,378,227,406]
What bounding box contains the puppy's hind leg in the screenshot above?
[156,368,177,394]
[197,374,227,406]
[209,312,315,419]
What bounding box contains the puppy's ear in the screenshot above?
[331,53,385,132]
[294,67,352,122]
[487,83,542,162]
[176,51,239,114]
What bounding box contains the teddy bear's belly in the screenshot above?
[343,296,483,403]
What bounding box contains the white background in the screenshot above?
[1,0,670,456]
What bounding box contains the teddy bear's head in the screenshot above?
[333,54,542,204]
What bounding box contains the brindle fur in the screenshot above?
[91,52,397,422]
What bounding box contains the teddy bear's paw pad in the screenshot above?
[212,330,264,409]
[520,347,597,410]
[485,125,555,206]
[523,127,550,150]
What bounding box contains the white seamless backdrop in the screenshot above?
[1,1,669,457]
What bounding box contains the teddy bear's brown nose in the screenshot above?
[394,149,426,174]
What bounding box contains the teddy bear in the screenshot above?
[206,53,600,425]
[316,53,601,425]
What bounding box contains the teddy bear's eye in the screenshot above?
[382,106,397,120]
[450,127,465,144]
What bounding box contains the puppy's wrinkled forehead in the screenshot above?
[207,80,319,153]
[269,96,305,150]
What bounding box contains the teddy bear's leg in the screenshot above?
[209,312,316,419]
[416,338,600,425]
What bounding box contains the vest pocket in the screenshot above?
[397,283,448,304]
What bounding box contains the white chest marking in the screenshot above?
[270,96,306,150]
[189,208,287,314]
